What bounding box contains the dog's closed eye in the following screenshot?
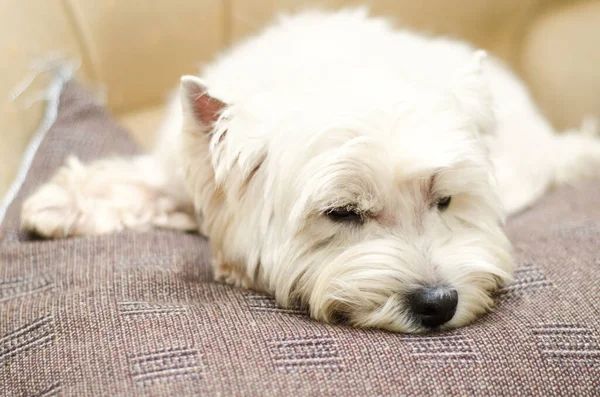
[325,207,362,223]
[436,196,452,211]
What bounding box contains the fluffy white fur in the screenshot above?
[21,9,600,333]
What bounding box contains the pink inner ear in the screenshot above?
[190,91,227,126]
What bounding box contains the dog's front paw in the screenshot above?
[214,258,253,288]
[21,180,82,238]
[21,155,199,239]
[20,157,124,238]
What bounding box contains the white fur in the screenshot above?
[21,8,600,333]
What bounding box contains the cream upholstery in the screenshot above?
[1,0,599,197]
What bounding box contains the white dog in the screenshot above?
[21,9,600,333]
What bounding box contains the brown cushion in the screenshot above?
[1,78,599,396]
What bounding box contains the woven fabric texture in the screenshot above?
[1,81,599,396]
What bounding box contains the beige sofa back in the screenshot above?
[1,0,599,197]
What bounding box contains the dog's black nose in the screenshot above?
[408,286,458,328]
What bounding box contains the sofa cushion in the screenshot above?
[1,77,599,396]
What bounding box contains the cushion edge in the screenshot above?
[0,65,74,226]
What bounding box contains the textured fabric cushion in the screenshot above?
[1,79,599,396]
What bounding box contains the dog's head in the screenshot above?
[179,52,513,333]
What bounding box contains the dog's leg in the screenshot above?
[492,117,600,215]
[552,119,600,186]
[21,154,196,238]
[486,58,600,215]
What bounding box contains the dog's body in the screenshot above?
[22,9,600,333]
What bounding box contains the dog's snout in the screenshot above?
[408,286,458,328]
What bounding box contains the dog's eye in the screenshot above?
[326,207,361,222]
[436,196,452,211]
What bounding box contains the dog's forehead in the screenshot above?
[292,128,466,193]
[298,117,472,169]
[263,86,482,190]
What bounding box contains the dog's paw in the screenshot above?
[20,159,123,238]
[21,156,198,238]
[214,259,253,288]
[150,209,197,231]
[21,183,78,238]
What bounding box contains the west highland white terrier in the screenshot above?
[21,9,600,333]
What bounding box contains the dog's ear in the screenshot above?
[452,51,495,136]
[180,75,227,132]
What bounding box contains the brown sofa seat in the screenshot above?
[1,76,598,396]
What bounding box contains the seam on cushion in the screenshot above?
[0,66,73,226]
[61,0,100,84]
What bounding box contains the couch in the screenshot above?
[1,1,599,396]
[1,0,600,198]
